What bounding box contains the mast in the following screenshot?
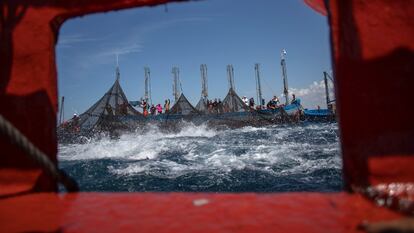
[59,96,64,125]
[227,64,235,91]
[323,71,331,108]
[280,49,289,104]
[116,54,120,81]
[144,66,152,105]
[115,55,120,113]
[200,64,208,100]
[255,63,263,107]
[172,67,181,103]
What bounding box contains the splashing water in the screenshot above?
[58,122,342,192]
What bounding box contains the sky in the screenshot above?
[57,0,333,120]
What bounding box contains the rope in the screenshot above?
[261,76,278,96]
[0,114,79,192]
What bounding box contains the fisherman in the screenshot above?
[249,97,255,110]
[164,99,170,113]
[150,104,156,115]
[242,96,249,106]
[291,94,298,104]
[272,96,280,106]
[266,100,275,110]
[141,99,148,117]
[207,100,213,113]
[213,98,218,113]
[71,113,80,133]
[156,104,163,114]
[218,98,223,113]
[256,98,265,110]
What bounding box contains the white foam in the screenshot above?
[59,123,341,179]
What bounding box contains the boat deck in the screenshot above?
[0,192,403,233]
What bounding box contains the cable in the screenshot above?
[0,114,79,192]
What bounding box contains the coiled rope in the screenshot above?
[0,114,79,192]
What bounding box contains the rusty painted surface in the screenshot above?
[0,192,404,233]
[326,0,414,189]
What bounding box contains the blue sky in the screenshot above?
[57,0,332,119]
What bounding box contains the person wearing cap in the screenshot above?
[291,94,298,105]
[71,113,80,133]
[242,96,249,106]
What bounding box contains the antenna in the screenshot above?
[323,71,330,108]
[255,64,263,108]
[144,66,152,105]
[59,96,65,125]
[200,64,208,99]
[280,49,289,104]
[172,67,181,103]
[227,64,235,91]
[115,54,120,81]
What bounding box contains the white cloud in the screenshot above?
[58,16,212,67]
[98,42,143,58]
[283,80,335,109]
[58,34,103,48]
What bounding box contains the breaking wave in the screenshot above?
[58,122,342,192]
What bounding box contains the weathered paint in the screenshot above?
[326,0,414,189]
[0,0,413,231]
[0,0,190,193]
[0,193,404,232]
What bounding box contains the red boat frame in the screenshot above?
[1,0,413,232]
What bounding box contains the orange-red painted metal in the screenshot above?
[0,0,414,231]
[0,0,189,193]
[0,192,404,232]
[326,0,414,189]
[1,0,412,194]
[304,0,327,16]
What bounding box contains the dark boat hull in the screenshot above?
[303,109,336,122]
[58,104,302,143]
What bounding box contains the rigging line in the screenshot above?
[261,76,278,96]
[0,114,79,192]
[326,72,334,82]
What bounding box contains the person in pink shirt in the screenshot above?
[156,104,163,114]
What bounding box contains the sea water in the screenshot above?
[58,122,342,192]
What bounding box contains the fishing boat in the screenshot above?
[1,0,413,232]
[303,71,336,122]
[58,58,305,142]
[303,108,335,121]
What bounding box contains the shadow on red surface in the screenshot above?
[0,0,413,232]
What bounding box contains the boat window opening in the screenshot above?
[56,0,341,193]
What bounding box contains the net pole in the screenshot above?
[281,49,289,105]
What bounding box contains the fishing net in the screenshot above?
[62,78,142,133]
[195,97,208,113]
[221,88,249,112]
[169,94,199,115]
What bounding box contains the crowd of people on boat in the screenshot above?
[137,93,299,116]
[140,99,171,117]
[60,93,303,134]
[207,99,223,113]
[60,113,80,133]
